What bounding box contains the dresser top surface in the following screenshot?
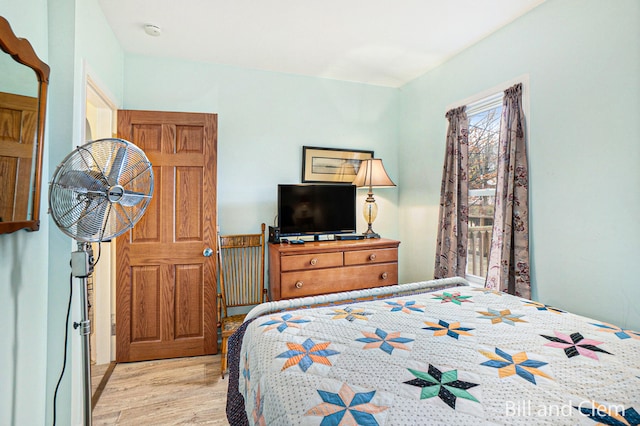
[269,238,400,255]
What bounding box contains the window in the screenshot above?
[466,93,502,284]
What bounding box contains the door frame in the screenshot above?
[83,70,118,365]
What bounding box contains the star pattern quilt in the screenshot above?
[227,281,640,425]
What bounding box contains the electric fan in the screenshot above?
[49,138,153,425]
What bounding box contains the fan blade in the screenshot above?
[107,146,127,184]
[77,199,109,238]
[111,201,136,230]
[57,170,106,191]
[119,190,152,207]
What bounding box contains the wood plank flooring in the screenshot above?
[92,355,229,425]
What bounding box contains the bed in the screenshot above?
[226,277,640,425]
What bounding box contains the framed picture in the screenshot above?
[302,146,374,183]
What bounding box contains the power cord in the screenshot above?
[92,242,102,267]
[52,273,73,426]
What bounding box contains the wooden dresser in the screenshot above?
[268,238,400,300]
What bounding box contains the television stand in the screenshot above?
[268,238,400,300]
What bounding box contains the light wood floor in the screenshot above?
[92,355,229,425]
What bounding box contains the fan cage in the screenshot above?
[49,138,154,242]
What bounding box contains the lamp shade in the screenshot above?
[352,159,396,188]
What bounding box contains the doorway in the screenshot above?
[84,76,117,400]
[83,79,219,405]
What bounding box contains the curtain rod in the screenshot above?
[445,74,529,113]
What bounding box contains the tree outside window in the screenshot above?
[467,100,501,281]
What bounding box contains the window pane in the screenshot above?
[468,107,501,191]
[467,103,501,280]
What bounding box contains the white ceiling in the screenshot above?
[98,0,545,88]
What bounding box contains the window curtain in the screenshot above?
[434,106,469,279]
[485,83,530,297]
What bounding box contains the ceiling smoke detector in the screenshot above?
[144,24,161,37]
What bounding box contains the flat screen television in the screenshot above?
[277,184,356,239]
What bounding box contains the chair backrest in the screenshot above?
[217,223,266,318]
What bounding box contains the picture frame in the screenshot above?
[302,146,374,183]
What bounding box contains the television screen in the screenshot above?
[278,184,356,237]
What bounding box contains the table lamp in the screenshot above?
[352,158,395,238]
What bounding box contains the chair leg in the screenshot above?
[221,335,228,378]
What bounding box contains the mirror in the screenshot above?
[0,16,50,234]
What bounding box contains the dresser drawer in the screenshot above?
[268,239,400,301]
[344,247,398,266]
[280,252,343,272]
[280,263,398,299]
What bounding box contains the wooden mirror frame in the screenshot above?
[0,16,50,233]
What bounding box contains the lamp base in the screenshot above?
[362,196,381,239]
[362,229,380,239]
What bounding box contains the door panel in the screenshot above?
[176,167,203,241]
[175,264,204,338]
[131,266,161,342]
[116,110,217,362]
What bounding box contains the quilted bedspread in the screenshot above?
[228,284,640,425]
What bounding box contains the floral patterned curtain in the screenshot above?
[485,83,530,297]
[434,106,469,279]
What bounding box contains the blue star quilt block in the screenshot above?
[383,299,426,314]
[479,346,553,385]
[259,313,311,333]
[590,322,640,340]
[305,382,391,426]
[356,327,414,355]
[276,337,340,373]
[423,318,474,340]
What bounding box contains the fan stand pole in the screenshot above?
[72,243,94,426]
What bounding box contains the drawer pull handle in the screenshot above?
[369,254,377,261]
[381,272,388,280]
[295,281,304,289]
[310,258,318,266]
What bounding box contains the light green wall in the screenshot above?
[398,0,640,330]
[2,0,639,424]
[123,55,400,238]
[0,0,126,424]
[0,2,50,426]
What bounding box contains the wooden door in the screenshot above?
[115,110,217,362]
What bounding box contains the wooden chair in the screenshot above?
[217,223,267,378]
